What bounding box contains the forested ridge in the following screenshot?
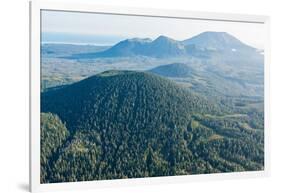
[41,70,264,183]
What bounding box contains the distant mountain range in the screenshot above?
[41,31,264,97]
[66,31,261,59]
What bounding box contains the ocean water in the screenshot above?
[41,32,126,46]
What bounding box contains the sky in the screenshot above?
[41,10,266,49]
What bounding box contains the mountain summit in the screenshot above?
[183,31,254,51]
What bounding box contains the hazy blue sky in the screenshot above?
[41,10,266,49]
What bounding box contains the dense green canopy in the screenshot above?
[41,71,264,183]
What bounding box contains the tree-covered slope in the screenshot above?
[149,63,195,78]
[41,70,264,183]
[40,113,69,183]
[41,70,219,132]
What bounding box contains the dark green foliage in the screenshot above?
[41,71,264,183]
[40,113,69,183]
[49,130,102,182]
[42,70,219,132]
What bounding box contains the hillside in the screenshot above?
[41,70,264,183]
[42,70,218,132]
[149,63,194,78]
[40,113,69,183]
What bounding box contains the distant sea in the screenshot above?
[41,32,127,46]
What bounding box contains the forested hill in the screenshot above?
[149,63,194,78]
[41,70,264,183]
[41,70,219,132]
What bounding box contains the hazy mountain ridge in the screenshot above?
[65,32,262,59]
[42,43,110,57]
[67,36,186,58]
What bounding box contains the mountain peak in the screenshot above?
[190,31,237,39]
[200,31,241,42]
[154,35,177,43]
[127,38,152,43]
[183,31,252,50]
[200,31,228,35]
